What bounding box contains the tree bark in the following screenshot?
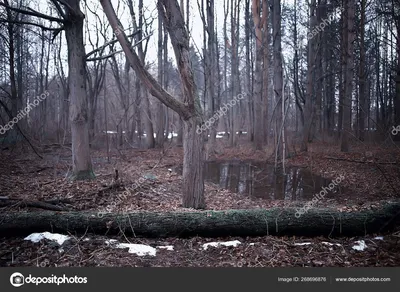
[301,0,316,152]
[65,0,94,180]
[252,0,265,150]
[358,0,366,141]
[341,0,354,152]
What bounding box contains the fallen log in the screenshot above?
[1,202,400,238]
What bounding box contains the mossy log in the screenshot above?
[1,203,399,238]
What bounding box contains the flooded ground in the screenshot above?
[177,161,346,201]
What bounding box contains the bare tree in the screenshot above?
[100,0,206,209]
[252,0,267,150]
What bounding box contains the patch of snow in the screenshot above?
[249,243,255,246]
[373,236,383,240]
[321,242,342,247]
[24,232,70,245]
[294,242,312,246]
[352,240,367,251]
[157,245,174,251]
[83,238,90,241]
[202,240,241,250]
[105,240,156,256]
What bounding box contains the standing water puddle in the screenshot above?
[176,161,344,201]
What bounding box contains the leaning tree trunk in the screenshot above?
[2,202,400,237]
[100,0,205,209]
[65,0,94,180]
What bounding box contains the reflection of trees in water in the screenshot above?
[203,161,331,200]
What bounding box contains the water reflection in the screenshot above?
[203,161,338,200]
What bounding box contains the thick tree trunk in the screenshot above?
[142,89,155,149]
[272,0,283,159]
[65,0,94,180]
[182,116,205,208]
[2,202,400,237]
[301,0,316,152]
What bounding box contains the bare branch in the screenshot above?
[0,3,65,23]
[87,50,122,61]
[100,0,190,119]
[49,0,67,19]
[85,30,142,58]
[0,19,61,31]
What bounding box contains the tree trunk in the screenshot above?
[156,13,165,148]
[341,0,354,152]
[2,202,400,237]
[301,0,316,152]
[65,0,94,180]
[262,0,269,146]
[272,0,283,160]
[394,15,400,141]
[182,116,206,208]
[252,0,265,150]
[358,0,366,141]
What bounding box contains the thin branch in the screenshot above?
[85,30,142,58]
[49,0,67,19]
[87,35,151,61]
[0,19,60,31]
[0,3,65,23]
[87,50,122,61]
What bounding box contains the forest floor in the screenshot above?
[0,138,400,267]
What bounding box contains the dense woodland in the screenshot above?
[0,0,399,268]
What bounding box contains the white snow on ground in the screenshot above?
[202,240,241,250]
[374,236,384,240]
[105,240,174,256]
[294,242,312,246]
[321,242,342,247]
[24,232,70,245]
[352,240,367,251]
[156,245,174,251]
[105,240,156,256]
